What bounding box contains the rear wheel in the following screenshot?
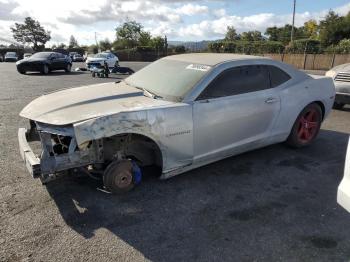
[18,70,26,74]
[65,63,72,73]
[333,102,344,110]
[286,103,322,148]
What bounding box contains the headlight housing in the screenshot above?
[325,70,337,79]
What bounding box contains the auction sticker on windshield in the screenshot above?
[186,64,211,71]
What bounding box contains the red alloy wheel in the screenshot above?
[297,108,320,143]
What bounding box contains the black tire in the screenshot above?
[103,160,136,194]
[65,63,72,73]
[286,103,322,148]
[92,72,96,77]
[18,70,26,74]
[333,102,344,110]
[41,64,49,75]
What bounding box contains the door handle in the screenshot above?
[265,97,278,104]
[199,99,210,103]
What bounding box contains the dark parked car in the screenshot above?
[16,52,72,74]
[5,52,18,62]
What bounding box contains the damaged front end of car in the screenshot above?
[18,121,104,183]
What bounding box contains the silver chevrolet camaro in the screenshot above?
[18,54,335,193]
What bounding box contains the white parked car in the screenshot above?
[18,54,335,193]
[23,53,32,59]
[326,63,350,109]
[85,52,119,69]
[338,137,350,213]
[4,52,18,62]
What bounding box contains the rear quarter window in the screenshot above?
[268,65,291,87]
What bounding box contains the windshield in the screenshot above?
[125,59,211,101]
[6,52,16,57]
[31,52,52,59]
[94,53,108,58]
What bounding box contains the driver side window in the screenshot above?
[197,65,270,100]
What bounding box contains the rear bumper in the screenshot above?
[18,128,41,178]
[5,58,17,62]
[337,136,350,212]
[87,62,103,69]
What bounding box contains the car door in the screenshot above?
[57,53,67,69]
[49,53,59,70]
[193,64,281,163]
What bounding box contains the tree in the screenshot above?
[11,17,51,51]
[99,38,112,51]
[87,44,98,54]
[68,35,78,48]
[225,26,239,41]
[265,24,307,44]
[150,36,165,50]
[265,26,279,41]
[56,43,66,49]
[319,10,347,47]
[175,45,186,53]
[139,31,152,46]
[303,19,318,39]
[116,21,144,48]
[241,31,263,41]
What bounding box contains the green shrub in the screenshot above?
[208,40,285,54]
[285,39,322,53]
[325,39,350,53]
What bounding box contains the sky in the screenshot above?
[0,0,350,46]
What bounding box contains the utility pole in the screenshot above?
[95,32,101,53]
[291,0,296,43]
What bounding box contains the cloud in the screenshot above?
[58,0,189,25]
[212,8,226,18]
[168,3,350,40]
[0,0,28,20]
[176,3,208,15]
[1,0,350,45]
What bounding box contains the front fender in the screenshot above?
[73,106,193,172]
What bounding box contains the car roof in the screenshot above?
[164,53,269,66]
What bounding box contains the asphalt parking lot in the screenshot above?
[0,61,350,262]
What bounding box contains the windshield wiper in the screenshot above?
[142,88,163,99]
[126,83,163,99]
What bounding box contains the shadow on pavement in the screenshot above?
[25,71,87,76]
[45,129,350,261]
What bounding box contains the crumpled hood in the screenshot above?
[20,82,175,125]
